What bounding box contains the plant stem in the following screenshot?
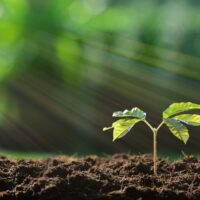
[153,128,157,176]
[143,120,154,132]
[153,121,164,176]
[144,120,164,176]
[156,121,164,132]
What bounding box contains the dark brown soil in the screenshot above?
[0,154,200,200]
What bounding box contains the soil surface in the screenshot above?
[0,154,200,200]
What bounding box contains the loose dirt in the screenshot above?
[0,154,200,200]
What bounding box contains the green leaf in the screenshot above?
[112,107,146,119]
[172,114,200,126]
[163,102,200,119]
[112,118,142,141]
[165,118,189,144]
[103,118,142,141]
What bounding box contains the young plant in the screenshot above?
[103,102,200,176]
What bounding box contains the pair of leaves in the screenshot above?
[103,107,146,141]
[163,102,200,144]
[103,102,200,144]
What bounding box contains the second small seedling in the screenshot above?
[103,102,200,176]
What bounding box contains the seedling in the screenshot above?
[103,102,200,176]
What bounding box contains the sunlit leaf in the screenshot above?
[112,107,146,119]
[112,118,142,141]
[163,102,200,119]
[172,114,200,126]
[165,118,189,144]
[103,118,142,141]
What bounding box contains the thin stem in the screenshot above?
[144,120,164,176]
[156,121,164,132]
[143,120,154,132]
[153,128,157,176]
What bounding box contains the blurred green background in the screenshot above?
[0,0,200,157]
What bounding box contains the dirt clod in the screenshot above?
[0,154,199,200]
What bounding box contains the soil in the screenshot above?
[0,154,200,200]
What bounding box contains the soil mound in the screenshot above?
[0,154,199,200]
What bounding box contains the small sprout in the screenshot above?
[103,102,200,176]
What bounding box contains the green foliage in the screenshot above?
[165,118,189,144]
[112,107,146,119]
[103,118,143,141]
[163,102,200,119]
[162,102,200,143]
[103,102,200,144]
[103,107,146,141]
[172,114,200,126]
